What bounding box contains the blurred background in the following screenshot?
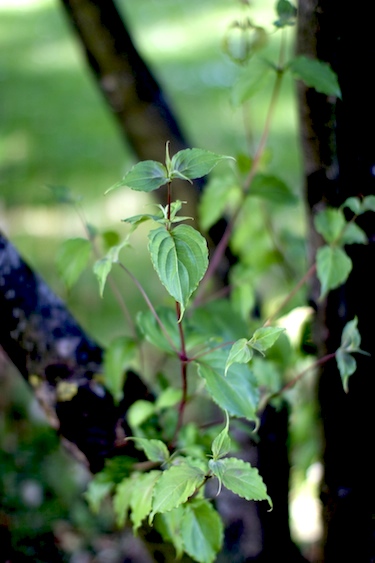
[1,0,318,561]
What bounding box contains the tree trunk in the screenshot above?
[296,1,375,560]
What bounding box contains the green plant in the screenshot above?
[54,2,371,560]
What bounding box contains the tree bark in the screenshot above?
[296,1,375,560]
[0,230,150,473]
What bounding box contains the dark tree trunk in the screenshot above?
[59,0,187,163]
[0,230,150,473]
[297,1,375,561]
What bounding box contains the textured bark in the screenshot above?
[297,1,375,561]
[0,230,150,473]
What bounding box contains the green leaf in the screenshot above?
[84,473,113,514]
[131,438,170,463]
[314,208,346,244]
[199,175,241,231]
[56,237,91,289]
[127,400,155,429]
[290,56,342,98]
[148,225,208,319]
[341,222,367,245]
[208,457,272,506]
[154,508,185,559]
[181,499,224,563]
[231,57,273,106]
[340,317,361,351]
[249,327,286,355]
[171,148,234,181]
[122,213,163,231]
[336,349,357,393]
[93,237,129,297]
[113,477,135,527]
[150,462,207,520]
[225,338,253,376]
[248,174,297,205]
[136,307,180,354]
[197,350,259,423]
[106,160,169,194]
[130,471,161,533]
[274,0,297,28]
[155,388,183,410]
[211,412,231,460]
[103,336,136,403]
[316,246,352,297]
[362,195,375,212]
[341,197,362,215]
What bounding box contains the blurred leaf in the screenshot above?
[290,56,342,98]
[154,508,185,559]
[103,336,136,403]
[199,175,241,231]
[274,0,297,28]
[57,237,91,289]
[248,174,297,205]
[316,245,352,297]
[314,208,346,244]
[231,57,274,105]
[127,400,155,429]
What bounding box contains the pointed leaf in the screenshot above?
[225,338,253,376]
[290,56,342,98]
[336,349,357,393]
[131,438,170,463]
[171,148,234,181]
[211,412,231,460]
[57,237,91,289]
[93,238,129,296]
[197,350,259,422]
[340,317,361,351]
[181,499,224,563]
[151,462,206,519]
[106,160,168,194]
[316,246,352,297]
[103,336,136,403]
[130,471,161,533]
[208,457,272,506]
[148,225,208,318]
[314,208,346,244]
[249,327,286,355]
[341,222,367,245]
[136,307,180,354]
